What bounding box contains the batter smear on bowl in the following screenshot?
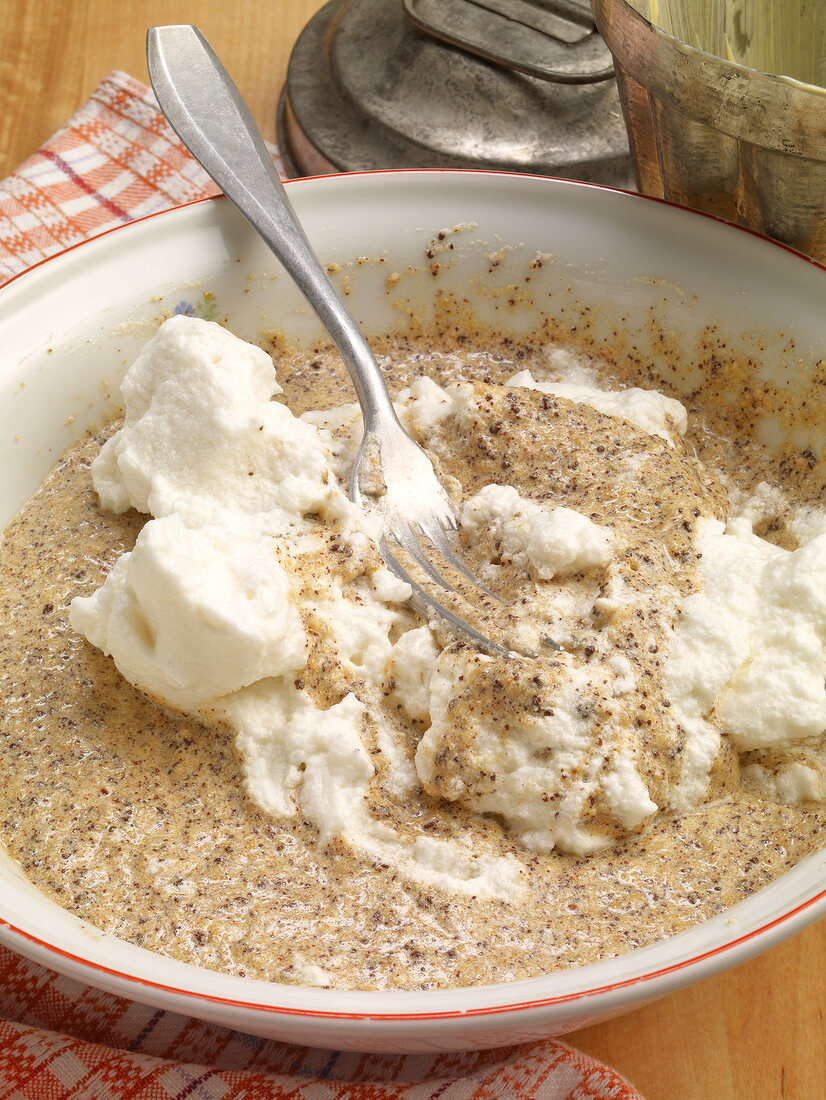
[1,314,825,990]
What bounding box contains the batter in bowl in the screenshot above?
[0,314,824,990]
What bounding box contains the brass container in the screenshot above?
[591,0,826,261]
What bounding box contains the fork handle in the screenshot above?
[147,24,398,431]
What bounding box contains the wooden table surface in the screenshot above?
[3,3,825,1097]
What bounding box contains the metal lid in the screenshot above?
[403,0,615,83]
[277,0,632,184]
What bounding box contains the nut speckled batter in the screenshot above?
[0,328,824,991]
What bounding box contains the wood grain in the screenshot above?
[0,0,315,178]
[2,1,825,1096]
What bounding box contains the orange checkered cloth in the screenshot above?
[0,73,645,1099]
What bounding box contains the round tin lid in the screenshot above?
[278,0,632,185]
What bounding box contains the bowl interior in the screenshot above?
[1,171,825,1050]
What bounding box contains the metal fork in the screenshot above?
[147,24,522,658]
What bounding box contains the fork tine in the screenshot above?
[389,518,503,609]
[389,521,456,592]
[416,520,503,604]
[379,539,520,659]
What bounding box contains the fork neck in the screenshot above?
[309,289,400,433]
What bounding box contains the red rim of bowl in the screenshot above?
[2,167,825,1022]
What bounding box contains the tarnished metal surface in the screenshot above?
[403,0,615,83]
[278,0,631,184]
[592,0,826,260]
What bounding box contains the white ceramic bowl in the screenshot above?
[1,171,825,1052]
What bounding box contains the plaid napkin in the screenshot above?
[0,73,645,1099]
